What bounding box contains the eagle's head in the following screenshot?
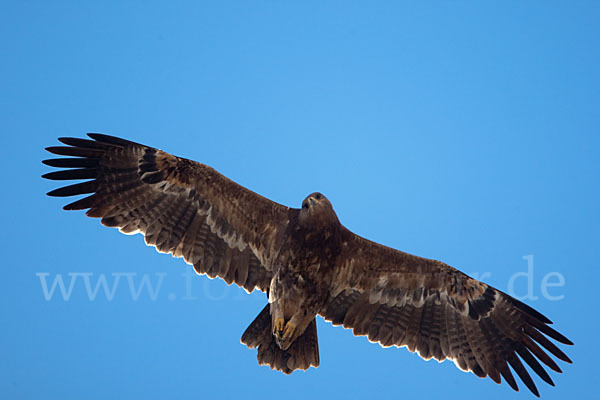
[299,192,339,228]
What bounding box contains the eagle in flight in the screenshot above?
[43,134,572,397]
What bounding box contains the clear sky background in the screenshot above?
[2,1,598,399]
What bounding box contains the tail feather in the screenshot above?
[241,304,320,374]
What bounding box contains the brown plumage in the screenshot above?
[43,134,572,397]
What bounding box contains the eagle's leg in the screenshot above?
[278,314,308,349]
[269,269,286,339]
[277,305,319,351]
[270,267,320,350]
[272,317,285,337]
[273,316,290,348]
[281,320,296,342]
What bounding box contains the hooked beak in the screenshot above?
[309,197,317,206]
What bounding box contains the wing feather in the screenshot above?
[320,228,572,397]
[44,134,290,293]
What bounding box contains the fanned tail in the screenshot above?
[241,304,320,374]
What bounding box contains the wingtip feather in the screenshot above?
[87,133,142,147]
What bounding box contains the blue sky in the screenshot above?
[2,1,598,399]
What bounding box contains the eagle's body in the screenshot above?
[267,195,342,352]
[43,134,572,397]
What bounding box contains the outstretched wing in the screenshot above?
[43,134,291,293]
[321,228,572,397]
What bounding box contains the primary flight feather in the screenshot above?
[43,134,572,397]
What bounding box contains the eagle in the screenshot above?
[43,134,572,397]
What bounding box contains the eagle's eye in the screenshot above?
[315,193,323,200]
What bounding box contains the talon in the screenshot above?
[282,321,296,342]
[273,318,285,337]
